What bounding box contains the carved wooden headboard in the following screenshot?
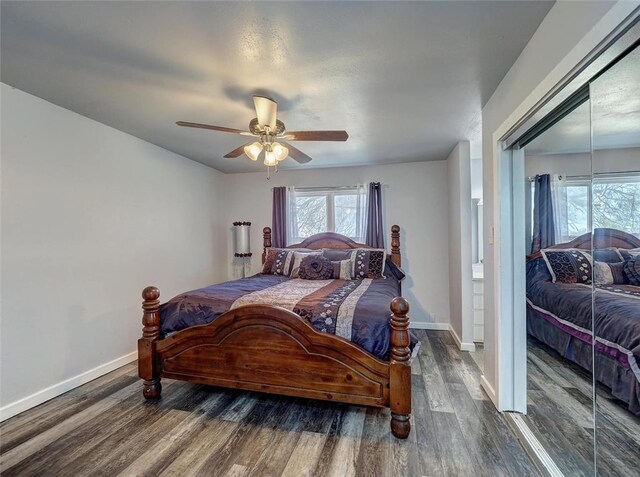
[529,228,640,260]
[262,225,402,267]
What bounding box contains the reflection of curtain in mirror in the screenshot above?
[531,174,556,253]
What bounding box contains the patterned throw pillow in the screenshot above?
[541,249,592,284]
[593,261,628,285]
[261,248,314,276]
[623,257,640,286]
[289,251,322,278]
[353,248,386,279]
[322,249,355,279]
[331,260,354,280]
[298,255,333,280]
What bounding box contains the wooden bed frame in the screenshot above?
[138,224,412,438]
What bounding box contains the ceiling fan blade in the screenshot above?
[176,121,250,135]
[253,96,277,131]
[282,130,349,141]
[223,143,250,158]
[282,142,312,164]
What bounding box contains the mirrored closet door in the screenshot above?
[523,89,596,477]
[520,37,640,476]
[589,43,640,477]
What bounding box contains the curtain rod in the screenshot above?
[270,184,388,191]
[526,171,640,182]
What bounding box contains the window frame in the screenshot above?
[291,187,364,243]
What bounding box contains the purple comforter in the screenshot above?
[160,273,414,361]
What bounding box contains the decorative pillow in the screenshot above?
[289,250,322,278]
[299,255,333,280]
[261,248,313,276]
[331,260,354,280]
[623,257,640,286]
[322,249,355,279]
[262,248,278,274]
[593,260,628,285]
[353,248,386,279]
[541,249,592,284]
[593,248,624,263]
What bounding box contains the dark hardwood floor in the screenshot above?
[525,336,640,477]
[0,331,539,477]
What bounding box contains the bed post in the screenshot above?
[389,296,411,438]
[138,286,162,399]
[391,225,401,267]
[263,227,272,264]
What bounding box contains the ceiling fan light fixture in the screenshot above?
[244,141,262,161]
[264,150,278,167]
[272,142,289,162]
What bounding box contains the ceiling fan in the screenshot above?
[176,95,349,169]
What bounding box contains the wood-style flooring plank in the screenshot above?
[280,431,328,477]
[418,334,454,413]
[354,406,390,477]
[411,374,445,477]
[431,410,479,477]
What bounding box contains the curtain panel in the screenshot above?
[365,182,385,248]
[272,186,288,248]
[531,174,556,253]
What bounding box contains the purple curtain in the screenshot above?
[531,174,556,253]
[366,182,384,248]
[272,187,287,248]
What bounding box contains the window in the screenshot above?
[533,174,640,243]
[290,186,366,243]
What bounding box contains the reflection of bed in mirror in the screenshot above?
[526,228,640,415]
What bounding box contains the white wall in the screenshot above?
[470,157,483,200]
[525,147,640,177]
[221,161,451,328]
[447,142,475,350]
[0,84,226,418]
[480,1,637,407]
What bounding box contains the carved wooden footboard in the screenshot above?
[138,287,411,438]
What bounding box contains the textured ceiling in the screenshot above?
[1,1,553,173]
[525,45,640,156]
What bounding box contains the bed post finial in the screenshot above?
[389,296,411,438]
[263,227,272,264]
[391,225,401,267]
[138,286,162,399]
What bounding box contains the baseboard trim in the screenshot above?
[480,374,498,408]
[0,351,137,422]
[505,412,563,477]
[410,322,450,330]
[448,325,476,352]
